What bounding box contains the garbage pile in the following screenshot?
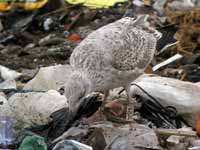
[0,0,200,149]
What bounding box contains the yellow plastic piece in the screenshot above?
[143,0,151,6]
[19,0,48,11]
[0,3,11,12]
[0,0,48,12]
[66,0,127,8]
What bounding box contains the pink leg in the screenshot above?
[124,86,135,121]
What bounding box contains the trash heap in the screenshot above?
[0,0,200,150]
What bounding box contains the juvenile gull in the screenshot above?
[63,15,162,119]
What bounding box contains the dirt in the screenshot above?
[0,5,126,72]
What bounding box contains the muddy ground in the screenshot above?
[0,5,126,72]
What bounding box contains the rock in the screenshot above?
[38,34,55,45]
[23,65,73,91]
[8,90,68,125]
[24,43,36,49]
[38,34,65,46]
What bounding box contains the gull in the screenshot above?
[63,15,162,119]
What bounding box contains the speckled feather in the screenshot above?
[69,15,162,93]
[63,16,162,112]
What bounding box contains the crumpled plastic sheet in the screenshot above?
[130,74,200,128]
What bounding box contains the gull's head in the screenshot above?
[117,15,150,28]
[58,71,104,120]
[119,15,162,40]
[60,71,91,112]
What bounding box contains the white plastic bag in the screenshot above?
[130,75,200,127]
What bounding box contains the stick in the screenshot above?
[152,53,183,71]
[155,128,197,137]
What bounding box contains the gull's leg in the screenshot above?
[98,90,109,117]
[124,85,135,121]
[101,90,109,111]
[103,90,109,102]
